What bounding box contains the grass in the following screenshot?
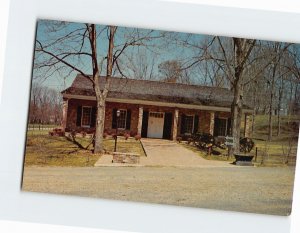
[181,143,235,162]
[24,114,298,167]
[28,124,59,129]
[182,114,299,166]
[24,131,145,167]
[249,140,297,166]
[249,115,299,166]
[251,115,299,141]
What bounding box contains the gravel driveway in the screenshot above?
[22,166,295,216]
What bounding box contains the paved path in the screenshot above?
[140,139,232,167]
[141,138,232,167]
[95,139,232,167]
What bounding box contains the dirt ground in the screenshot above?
[22,166,295,216]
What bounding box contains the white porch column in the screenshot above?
[137,107,143,135]
[209,112,215,135]
[172,109,179,140]
[62,98,68,131]
[244,113,251,137]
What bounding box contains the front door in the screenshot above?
[147,112,164,138]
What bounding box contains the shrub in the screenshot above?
[134,134,141,141]
[129,131,135,137]
[124,133,130,140]
[70,130,76,139]
[187,137,193,144]
[240,137,255,153]
[176,136,182,143]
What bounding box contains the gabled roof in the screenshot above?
[62,74,252,110]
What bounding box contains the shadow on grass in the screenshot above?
[64,133,95,150]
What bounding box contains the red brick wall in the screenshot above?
[66,99,97,131]
[216,112,231,118]
[66,99,230,137]
[105,102,139,135]
[198,111,211,134]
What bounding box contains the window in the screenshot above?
[81,106,92,127]
[149,112,164,118]
[117,109,127,129]
[184,115,194,134]
[217,118,227,136]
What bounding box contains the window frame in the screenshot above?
[81,106,92,128]
[184,114,194,134]
[217,117,228,136]
[149,112,164,118]
[116,109,127,130]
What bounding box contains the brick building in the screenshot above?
[61,74,253,140]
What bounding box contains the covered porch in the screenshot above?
[61,97,253,140]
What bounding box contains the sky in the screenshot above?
[32,19,300,93]
[33,19,211,92]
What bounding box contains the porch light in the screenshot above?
[116,109,121,117]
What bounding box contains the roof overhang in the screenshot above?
[62,93,253,114]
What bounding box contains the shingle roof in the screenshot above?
[62,74,252,109]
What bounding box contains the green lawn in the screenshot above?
[24,131,145,167]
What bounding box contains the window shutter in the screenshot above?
[193,115,199,134]
[141,111,149,137]
[90,107,97,127]
[163,112,173,139]
[213,117,220,136]
[180,114,186,134]
[126,109,131,130]
[227,118,232,136]
[76,106,82,127]
[112,108,117,129]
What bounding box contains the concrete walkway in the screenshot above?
[140,139,232,167]
[95,139,232,167]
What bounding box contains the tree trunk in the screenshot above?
[268,64,276,141]
[229,38,255,155]
[251,110,256,136]
[94,97,105,153]
[231,80,242,154]
[88,24,105,154]
[277,80,283,136]
[251,84,258,136]
[268,104,273,141]
[92,25,116,153]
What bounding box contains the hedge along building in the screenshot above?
[61,74,253,140]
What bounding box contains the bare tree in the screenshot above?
[118,47,157,80]
[29,83,62,125]
[34,21,160,153]
[29,82,43,124]
[35,23,116,153]
[158,60,190,83]
[204,38,293,154]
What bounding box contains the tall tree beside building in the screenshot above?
[35,21,159,153]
